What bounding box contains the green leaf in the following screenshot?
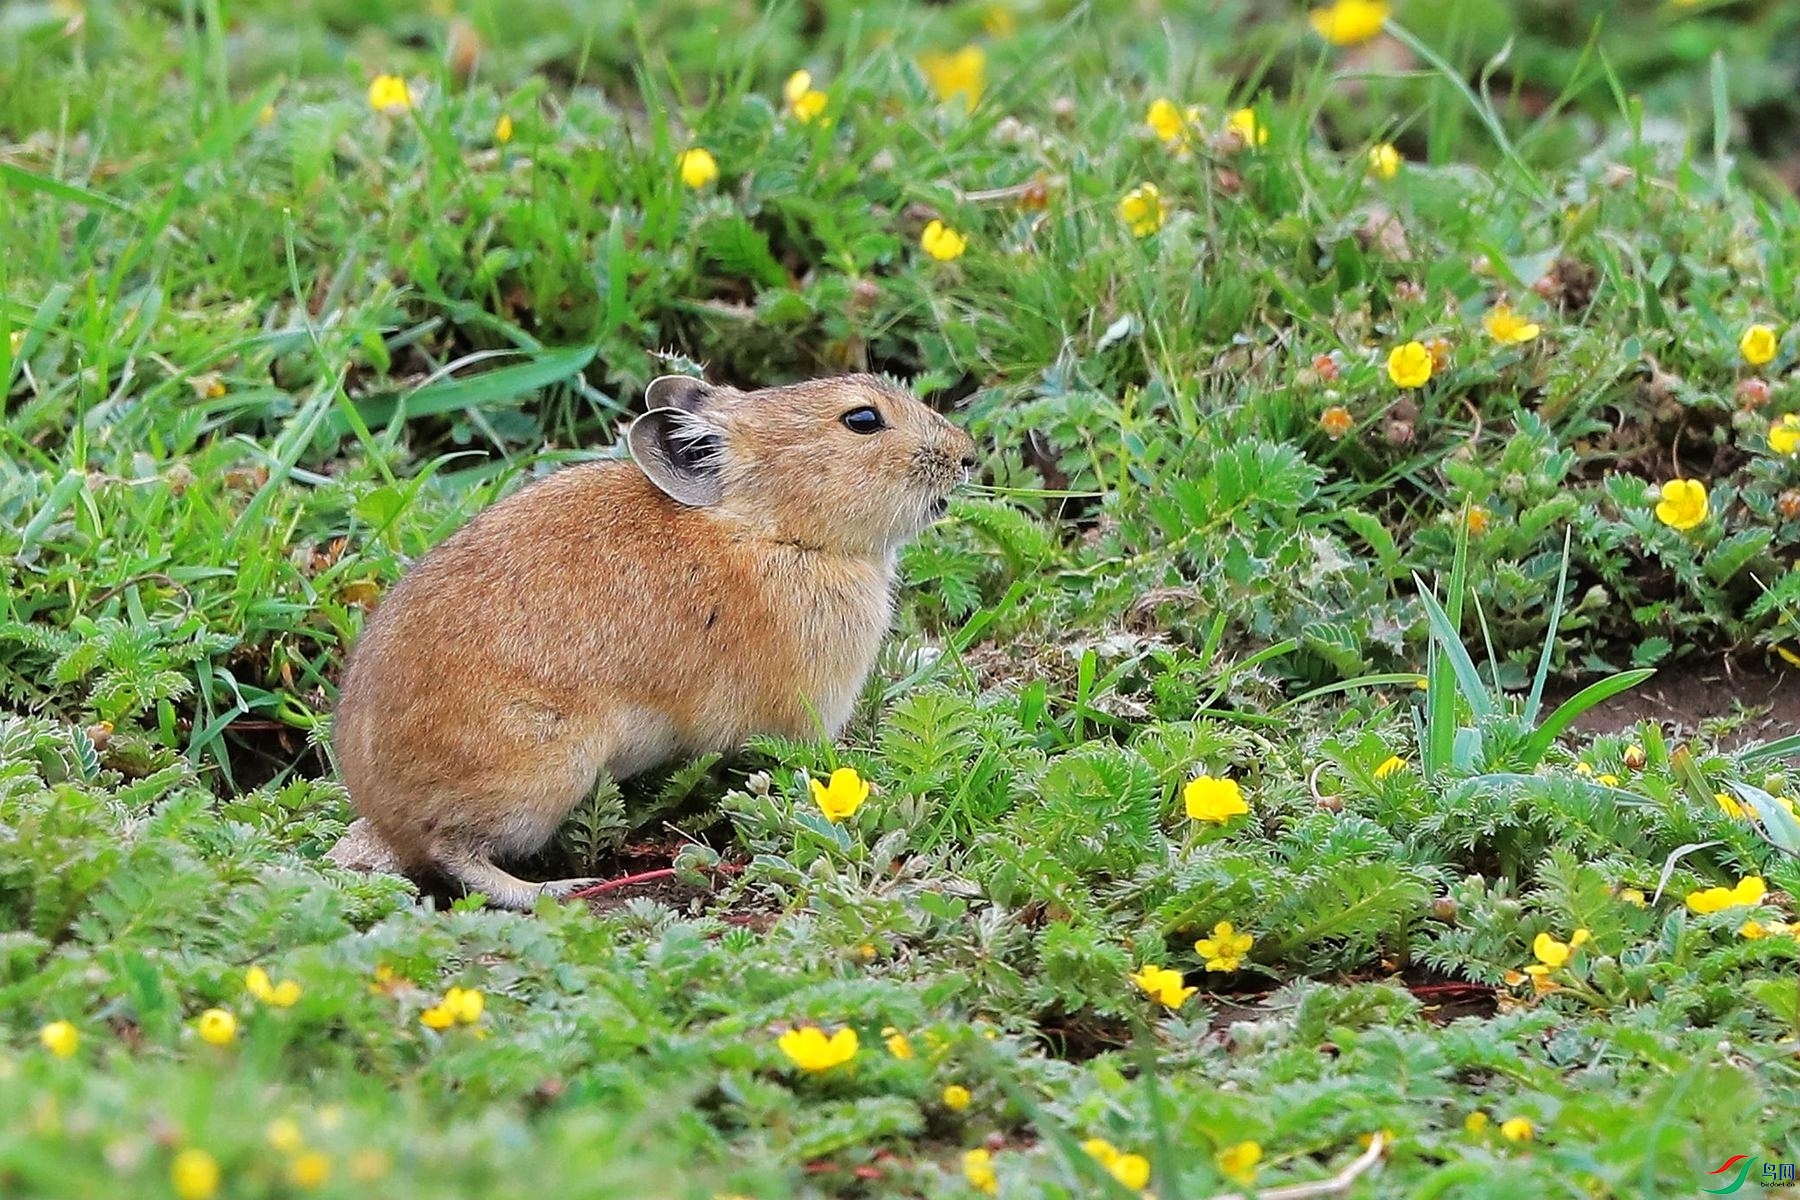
[331,346,597,434]
[701,215,789,289]
[1518,669,1654,768]
[1702,529,1773,586]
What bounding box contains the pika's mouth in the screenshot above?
[930,496,950,518]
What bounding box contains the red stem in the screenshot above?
[565,861,742,901]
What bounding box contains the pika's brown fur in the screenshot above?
[333,374,976,908]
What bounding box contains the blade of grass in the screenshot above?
[1524,528,1574,725]
[1517,669,1655,766]
[1382,20,1552,204]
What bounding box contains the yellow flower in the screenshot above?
[1129,964,1197,1010]
[1653,478,1708,531]
[1118,183,1168,237]
[367,74,414,115]
[1184,775,1248,823]
[1716,792,1746,819]
[1373,755,1406,779]
[196,1009,237,1046]
[962,1148,999,1195]
[677,148,719,189]
[1216,1140,1262,1184]
[810,767,870,822]
[1147,98,1192,143]
[942,1084,972,1111]
[1740,323,1779,366]
[246,967,300,1008]
[1686,875,1766,914]
[1083,1136,1150,1186]
[257,104,276,126]
[1739,919,1793,939]
[288,1151,331,1189]
[1387,341,1433,388]
[170,1148,220,1200]
[1482,303,1541,345]
[1499,1117,1534,1142]
[1308,0,1389,45]
[420,1003,455,1029]
[1529,931,1574,972]
[1769,414,1800,456]
[1465,505,1491,536]
[784,71,829,123]
[1320,405,1354,439]
[38,1021,78,1058]
[1226,107,1268,147]
[1367,141,1401,179]
[1464,1111,1490,1134]
[494,114,513,144]
[883,1027,914,1059]
[1597,774,1620,787]
[440,986,484,1023]
[920,220,968,262]
[778,1025,859,1072]
[265,1118,304,1153]
[1619,887,1647,907]
[919,46,985,110]
[1196,921,1254,972]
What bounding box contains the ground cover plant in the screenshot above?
[3,0,1800,1196]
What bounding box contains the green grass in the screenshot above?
[4,1,1800,1196]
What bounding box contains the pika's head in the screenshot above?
[627,373,977,558]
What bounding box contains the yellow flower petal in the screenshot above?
[1367,141,1401,179]
[367,74,414,115]
[1184,776,1248,823]
[1768,414,1800,456]
[809,767,871,822]
[920,220,968,262]
[1216,1140,1262,1185]
[196,1009,237,1046]
[919,46,985,110]
[1118,182,1168,237]
[1308,0,1390,46]
[1482,303,1541,345]
[1653,478,1708,531]
[170,1149,221,1200]
[1499,1117,1534,1142]
[677,147,719,189]
[1387,341,1433,388]
[962,1148,999,1194]
[778,1025,859,1072]
[1226,107,1268,147]
[1740,323,1779,366]
[38,1020,78,1058]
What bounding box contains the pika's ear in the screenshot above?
[627,408,724,507]
[644,374,715,414]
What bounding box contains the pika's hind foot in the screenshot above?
[439,850,599,910]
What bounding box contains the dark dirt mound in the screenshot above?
[1546,660,1796,749]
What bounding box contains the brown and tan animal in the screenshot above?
[331,373,976,908]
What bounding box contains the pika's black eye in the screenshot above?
[840,406,885,434]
